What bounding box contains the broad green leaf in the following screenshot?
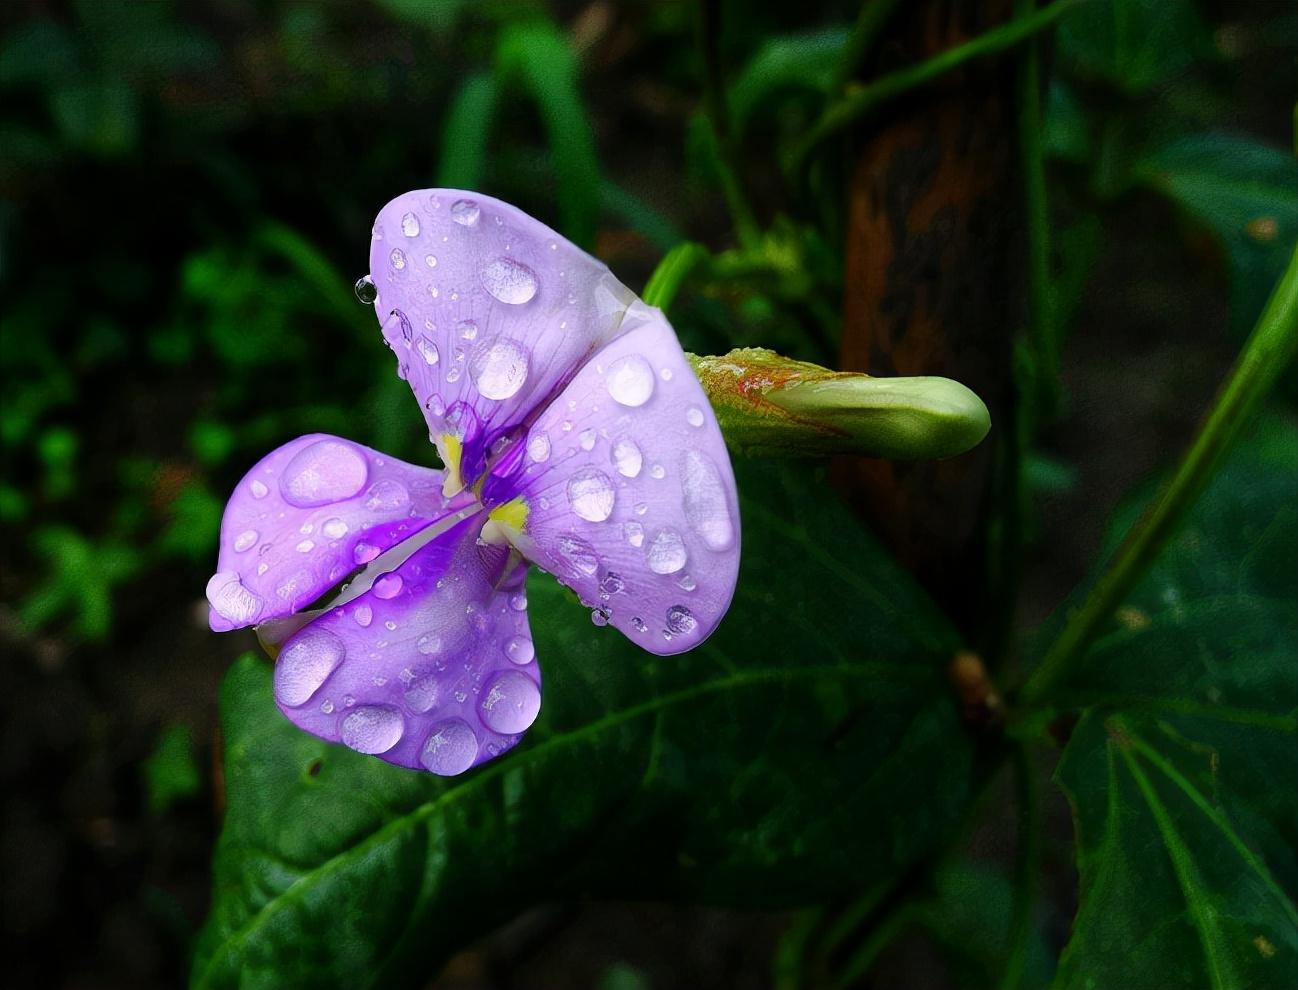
[435,72,498,190]
[193,464,975,988]
[1050,415,1298,990]
[1135,133,1298,335]
[1055,0,1213,94]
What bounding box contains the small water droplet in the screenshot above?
[647,528,688,574]
[567,467,615,522]
[505,635,535,664]
[458,319,478,341]
[365,479,410,512]
[417,337,440,365]
[249,478,269,499]
[420,718,479,775]
[579,428,597,451]
[341,706,404,754]
[373,573,404,599]
[666,605,698,636]
[354,275,378,304]
[404,672,440,713]
[558,535,600,576]
[425,393,446,417]
[681,450,735,551]
[623,522,644,547]
[481,257,538,305]
[450,199,480,226]
[677,573,697,592]
[686,406,705,428]
[606,354,655,406]
[274,628,345,707]
[611,439,642,478]
[591,607,610,627]
[528,432,551,463]
[469,337,530,399]
[354,604,373,627]
[650,464,666,480]
[389,248,406,270]
[295,539,315,553]
[401,211,420,237]
[600,572,625,596]
[353,542,380,565]
[631,617,647,633]
[660,367,674,381]
[425,254,437,268]
[510,593,528,611]
[479,671,541,734]
[234,529,258,552]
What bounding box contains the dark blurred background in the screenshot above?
[0,1,1294,987]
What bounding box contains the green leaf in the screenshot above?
[193,464,976,988]
[1135,133,1298,335]
[435,72,498,190]
[727,27,850,138]
[1050,415,1298,990]
[1055,0,1213,94]
[143,725,203,814]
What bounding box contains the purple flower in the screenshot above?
[205,190,741,775]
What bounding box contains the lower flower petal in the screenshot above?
[271,513,538,774]
[206,434,466,631]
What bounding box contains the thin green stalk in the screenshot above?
[1000,746,1042,990]
[830,0,907,91]
[1020,244,1298,706]
[789,0,1085,173]
[695,0,760,247]
[642,242,710,311]
[831,903,921,989]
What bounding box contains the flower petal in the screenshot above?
[206,434,466,631]
[485,303,741,655]
[366,189,637,488]
[271,513,538,774]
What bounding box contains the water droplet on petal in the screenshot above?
[611,439,642,478]
[606,354,655,406]
[353,542,380,565]
[666,604,698,636]
[416,337,440,365]
[578,428,597,451]
[481,257,538,305]
[234,530,258,552]
[677,573,697,592]
[632,617,648,633]
[206,571,264,625]
[425,254,438,268]
[479,670,541,734]
[600,572,625,596]
[458,319,478,341]
[623,522,644,547]
[591,607,610,627]
[469,337,530,399]
[505,635,535,664]
[249,478,269,499]
[274,627,345,706]
[686,406,705,428]
[401,211,420,237]
[341,705,404,754]
[389,248,406,270]
[373,573,404,599]
[567,467,615,522]
[646,528,688,574]
[365,479,410,512]
[295,539,315,553]
[557,535,600,576]
[450,199,480,226]
[425,393,446,417]
[527,432,551,463]
[404,673,440,713]
[421,718,479,775]
[510,593,528,611]
[354,604,373,627]
[650,464,666,480]
[321,518,349,540]
[681,450,735,551]
[354,275,378,304]
[281,440,369,507]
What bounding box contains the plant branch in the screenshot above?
[830,0,907,92]
[999,745,1042,990]
[1020,243,1298,706]
[642,241,710,311]
[788,0,1085,173]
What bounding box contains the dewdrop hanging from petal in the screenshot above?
[204,191,741,776]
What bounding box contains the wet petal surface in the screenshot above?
[271,514,538,773]
[367,189,638,486]
[206,434,462,631]
[485,303,741,654]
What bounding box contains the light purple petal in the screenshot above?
[485,303,741,655]
[270,513,538,774]
[366,189,638,486]
[206,434,466,631]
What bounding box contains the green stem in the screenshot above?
[696,0,761,247]
[831,903,921,989]
[1000,746,1042,990]
[1020,244,1298,706]
[643,242,710,311]
[830,0,907,91]
[789,0,1085,173]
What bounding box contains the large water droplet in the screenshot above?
[401,211,420,237]
[666,604,698,636]
[233,529,258,552]
[420,718,479,775]
[528,431,551,463]
[280,440,369,507]
[450,199,480,226]
[481,257,538,305]
[206,572,264,625]
[479,670,541,734]
[505,635,535,664]
[557,535,599,576]
[469,337,530,399]
[611,439,642,478]
[373,573,404,599]
[354,275,377,304]
[646,528,688,574]
[681,450,735,551]
[566,467,615,522]
[274,628,345,706]
[364,479,410,512]
[606,354,654,406]
[403,672,440,713]
[341,705,404,754]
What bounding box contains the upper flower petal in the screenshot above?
[366,189,638,488]
[270,513,537,774]
[484,303,741,655]
[206,434,465,631]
